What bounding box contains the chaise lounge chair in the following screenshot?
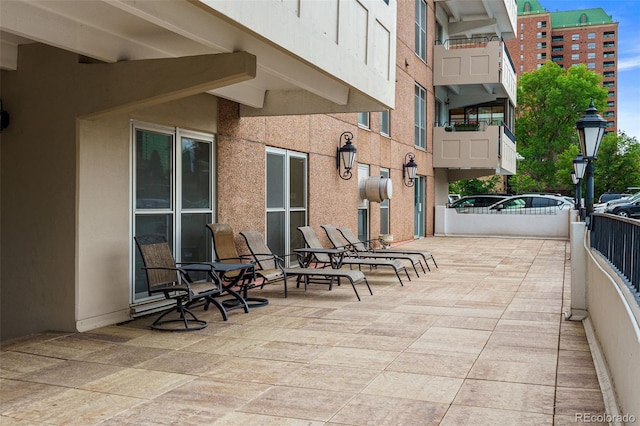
[239,230,372,301]
[337,226,438,271]
[322,224,424,277]
[297,226,410,286]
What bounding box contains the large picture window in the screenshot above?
[415,83,426,149]
[132,122,215,303]
[415,0,427,61]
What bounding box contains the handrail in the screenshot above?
[591,214,640,303]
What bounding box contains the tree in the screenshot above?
[449,176,501,196]
[515,62,608,193]
[593,131,640,196]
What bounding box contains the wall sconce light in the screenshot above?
[402,152,418,187]
[336,131,357,180]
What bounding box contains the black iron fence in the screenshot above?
[590,214,640,303]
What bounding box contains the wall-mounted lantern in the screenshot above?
[402,152,418,187]
[336,131,357,180]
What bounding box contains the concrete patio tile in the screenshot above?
[2,387,143,425]
[0,379,67,413]
[362,371,463,403]
[124,330,208,350]
[407,326,491,356]
[453,379,556,415]
[494,318,560,334]
[0,351,66,379]
[467,358,557,386]
[441,405,552,426]
[80,367,195,399]
[74,343,171,367]
[239,340,330,363]
[331,393,448,425]
[3,335,113,360]
[278,364,379,392]
[214,412,325,425]
[486,330,559,350]
[180,335,267,356]
[240,386,353,422]
[559,333,591,351]
[554,387,607,416]
[206,357,303,384]
[99,400,228,425]
[17,360,124,388]
[477,345,557,365]
[386,352,476,378]
[310,346,399,370]
[432,315,498,331]
[335,333,415,351]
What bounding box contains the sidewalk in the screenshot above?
[0,237,607,425]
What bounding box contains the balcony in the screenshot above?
[435,0,517,39]
[434,39,516,106]
[433,122,517,177]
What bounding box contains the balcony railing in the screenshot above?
[590,214,640,303]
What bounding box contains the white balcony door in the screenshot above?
[132,122,215,303]
[266,148,307,263]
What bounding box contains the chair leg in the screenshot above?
[151,301,208,332]
[205,296,228,321]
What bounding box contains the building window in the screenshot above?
[380,110,390,136]
[603,52,615,58]
[132,123,215,302]
[552,55,564,62]
[552,35,564,42]
[520,23,524,30]
[537,53,547,60]
[608,91,615,97]
[520,65,524,72]
[358,112,370,128]
[603,41,615,48]
[571,54,579,60]
[607,121,615,127]
[415,0,427,61]
[520,54,524,61]
[587,63,596,69]
[604,111,614,117]
[604,71,615,77]
[537,32,546,39]
[521,44,524,51]
[572,34,580,40]
[588,52,596,59]
[552,45,563,52]
[588,43,596,49]
[604,31,615,38]
[607,101,614,107]
[536,42,547,49]
[414,83,426,149]
[588,32,596,39]
[604,61,615,68]
[571,44,579,50]
[536,64,542,70]
[603,81,614,88]
[537,21,547,28]
[520,33,524,40]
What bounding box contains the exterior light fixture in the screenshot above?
[572,153,587,180]
[402,152,418,187]
[572,153,587,220]
[337,131,357,180]
[575,100,607,221]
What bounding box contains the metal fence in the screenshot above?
[590,214,640,303]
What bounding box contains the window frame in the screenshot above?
[415,0,427,62]
[414,83,427,149]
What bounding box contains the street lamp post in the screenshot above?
[575,100,607,224]
[572,154,587,221]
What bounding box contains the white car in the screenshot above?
[488,194,573,214]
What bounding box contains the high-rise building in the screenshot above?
[506,0,618,133]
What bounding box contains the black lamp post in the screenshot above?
[576,100,607,223]
[572,153,587,220]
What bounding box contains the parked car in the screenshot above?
[487,194,573,214]
[609,199,640,218]
[594,192,630,213]
[604,191,640,213]
[448,194,509,213]
[448,193,461,203]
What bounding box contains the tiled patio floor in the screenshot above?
[1,237,607,425]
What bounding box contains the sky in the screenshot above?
[536,0,640,141]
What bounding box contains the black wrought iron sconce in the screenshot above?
[337,131,357,180]
[402,152,418,187]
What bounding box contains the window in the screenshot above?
[357,164,370,242]
[415,0,427,61]
[571,54,579,60]
[604,31,615,38]
[537,53,547,60]
[607,121,615,127]
[588,43,596,49]
[572,34,580,40]
[537,21,547,28]
[520,54,524,61]
[520,44,524,51]
[536,42,546,49]
[603,81,614,87]
[380,168,390,235]
[571,44,579,50]
[520,33,524,40]
[266,148,307,263]
[537,32,546,39]
[414,83,426,149]
[132,123,215,302]
[604,71,615,77]
[587,63,596,69]
[536,63,542,70]
[608,91,615,97]
[603,41,615,48]
[607,101,615,107]
[358,112,370,128]
[520,65,524,72]
[603,52,615,58]
[552,35,564,42]
[520,23,524,30]
[552,55,564,62]
[604,61,615,68]
[588,32,596,39]
[587,52,596,59]
[604,111,614,117]
[552,45,563,52]
[380,110,390,136]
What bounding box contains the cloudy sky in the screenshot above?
[536,0,640,140]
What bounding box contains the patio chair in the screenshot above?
[337,226,438,271]
[321,224,424,277]
[240,230,371,301]
[207,223,268,308]
[134,234,247,331]
[297,226,410,286]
